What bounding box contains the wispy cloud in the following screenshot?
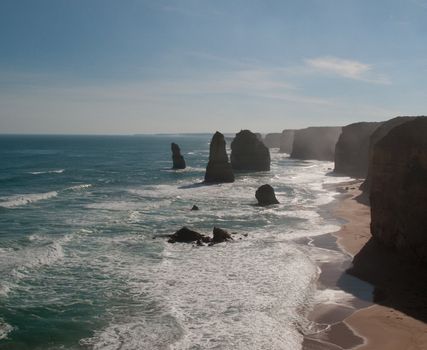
[304,56,391,84]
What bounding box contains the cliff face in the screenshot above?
[231,130,270,171]
[370,117,427,263]
[362,116,417,192]
[279,130,295,154]
[290,127,342,161]
[263,133,281,148]
[171,142,186,169]
[334,122,382,178]
[204,132,235,183]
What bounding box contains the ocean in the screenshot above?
[0,134,350,350]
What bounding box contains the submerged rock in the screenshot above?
[370,117,427,263]
[171,143,186,169]
[334,122,382,178]
[212,227,233,244]
[204,132,235,183]
[231,130,270,171]
[279,129,295,154]
[291,127,342,161]
[191,205,199,211]
[255,184,280,206]
[168,227,205,243]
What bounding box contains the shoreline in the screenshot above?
[303,179,427,350]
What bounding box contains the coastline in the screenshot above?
[303,180,427,350]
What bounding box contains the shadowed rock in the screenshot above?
[255,184,279,206]
[263,133,282,148]
[168,227,210,243]
[334,122,382,178]
[212,227,233,243]
[190,205,199,211]
[279,129,295,154]
[291,127,342,161]
[361,116,417,192]
[204,132,235,183]
[171,143,186,169]
[370,117,427,263]
[231,130,270,171]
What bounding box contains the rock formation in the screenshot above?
[230,130,270,171]
[168,227,208,243]
[171,143,186,169]
[263,133,282,148]
[361,116,417,192]
[334,122,382,178]
[290,127,342,161]
[370,117,427,263]
[204,132,235,183]
[211,227,233,243]
[279,129,295,154]
[190,205,199,211]
[255,184,280,206]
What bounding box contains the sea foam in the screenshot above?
[0,191,58,208]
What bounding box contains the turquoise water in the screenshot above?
[0,135,349,350]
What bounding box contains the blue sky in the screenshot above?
[0,0,426,134]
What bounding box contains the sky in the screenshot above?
[0,0,426,134]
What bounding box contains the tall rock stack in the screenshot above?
[334,122,382,178]
[290,127,342,161]
[171,143,186,169]
[361,116,416,192]
[231,130,270,171]
[263,133,282,148]
[204,132,235,183]
[279,129,295,154]
[370,117,427,263]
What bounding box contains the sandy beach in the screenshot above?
[304,180,427,350]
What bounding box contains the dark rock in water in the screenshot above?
[204,132,235,183]
[263,133,282,148]
[361,116,417,193]
[370,117,427,263]
[171,143,186,169]
[191,205,199,211]
[212,227,233,243]
[255,184,279,206]
[334,122,382,178]
[168,226,205,243]
[231,130,270,171]
[279,129,295,154]
[290,127,342,161]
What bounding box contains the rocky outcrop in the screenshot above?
[204,132,235,183]
[171,143,186,169]
[231,130,270,171]
[290,127,342,161]
[370,117,427,263]
[168,227,208,243]
[334,122,382,178]
[279,129,295,154]
[255,184,279,206]
[190,205,199,211]
[212,227,233,243]
[362,116,417,192]
[263,133,282,148]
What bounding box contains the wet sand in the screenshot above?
[304,180,427,349]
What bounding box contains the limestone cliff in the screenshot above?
[231,130,270,171]
[370,117,427,263]
[279,130,295,154]
[263,133,281,148]
[334,122,382,178]
[290,127,342,161]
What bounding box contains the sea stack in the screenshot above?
[279,129,295,154]
[361,116,417,192]
[204,132,235,183]
[263,133,282,148]
[334,122,382,178]
[370,117,427,263]
[231,130,270,171]
[255,184,279,206]
[290,127,342,161]
[171,142,186,169]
